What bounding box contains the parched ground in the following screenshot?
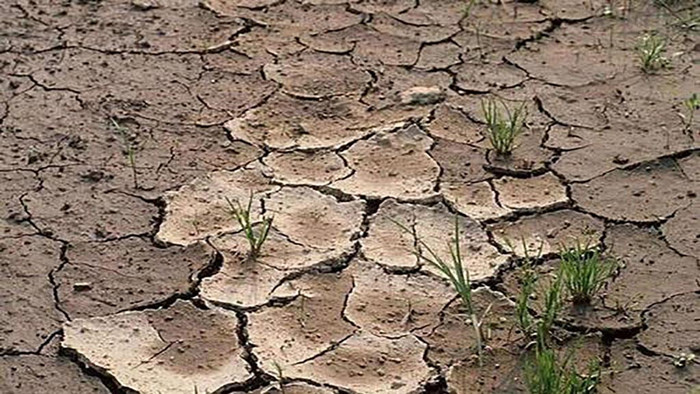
[1,0,699,393]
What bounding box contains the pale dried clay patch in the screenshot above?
[262,150,351,186]
[443,181,512,221]
[492,173,568,211]
[62,301,251,394]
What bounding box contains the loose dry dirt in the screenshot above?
[1,0,698,393]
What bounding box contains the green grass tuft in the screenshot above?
[481,98,527,156]
[559,240,617,305]
[638,33,669,73]
[225,193,273,260]
[525,346,601,394]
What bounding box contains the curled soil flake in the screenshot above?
[572,159,693,222]
[345,259,454,337]
[331,125,441,200]
[62,301,251,394]
[286,331,432,394]
[489,209,605,257]
[493,173,568,211]
[156,164,278,246]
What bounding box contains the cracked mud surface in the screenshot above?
[1,0,699,393]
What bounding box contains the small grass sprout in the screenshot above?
[536,272,564,349]
[481,98,527,156]
[638,33,669,73]
[110,117,139,189]
[681,93,699,130]
[559,240,617,305]
[394,216,489,365]
[505,238,543,339]
[525,347,601,394]
[225,193,273,260]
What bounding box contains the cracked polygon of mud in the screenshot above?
[572,158,695,222]
[602,339,699,393]
[247,271,356,370]
[369,12,460,44]
[430,137,491,187]
[237,1,363,37]
[200,232,314,309]
[331,125,441,200]
[225,92,377,150]
[157,163,278,246]
[415,42,462,71]
[489,209,605,257]
[263,52,371,99]
[0,87,95,171]
[363,67,452,115]
[506,22,632,88]
[663,202,699,257]
[419,288,517,367]
[63,300,251,394]
[57,239,213,319]
[264,186,365,249]
[344,259,454,337]
[18,49,275,126]
[200,0,281,14]
[262,150,351,186]
[201,186,362,308]
[444,181,512,221]
[284,331,432,394]
[59,2,246,53]
[426,104,483,145]
[486,128,554,175]
[492,173,568,211]
[0,236,64,353]
[452,61,528,93]
[1,337,110,394]
[21,167,157,242]
[603,224,699,322]
[363,199,507,280]
[320,25,423,67]
[639,292,699,358]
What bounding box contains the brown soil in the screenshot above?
[1,0,698,393]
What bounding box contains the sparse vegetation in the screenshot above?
[525,346,601,394]
[638,33,669,73]
[225,193,273,260]
[681,93,699,130]
[110,117,139,189]
[559,240,617,305]
[481,98,527,156]
[394,216,488,365]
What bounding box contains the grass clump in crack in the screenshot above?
[481,98,527,156]
[559,240,617,305]
[394,216,489,365]
[225,193,273,260]
[681,93,699,131]
[638,33,669,73]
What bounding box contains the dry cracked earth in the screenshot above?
[1,0,699,393]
